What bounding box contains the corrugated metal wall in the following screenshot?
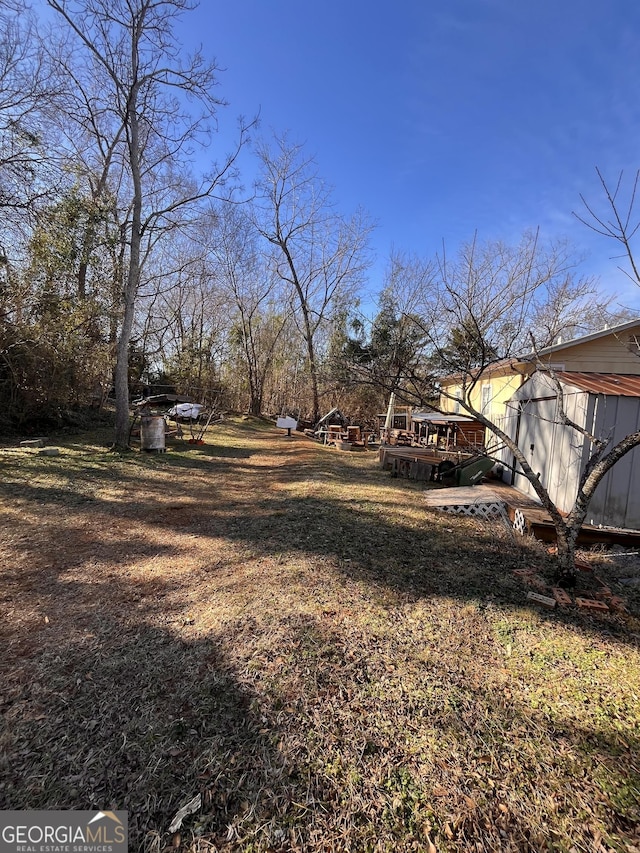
[511,392,585,512]
[587,395,640,529]
[507,374,640,530]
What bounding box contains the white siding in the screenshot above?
[512,393,585,511]
[491,410,519,477]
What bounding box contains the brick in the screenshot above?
[526,592,557,609]
[551,587,573,608]
[594,578,613,600]
[575,559,593,573]
[512,569,536,578]
[608,596,628,613]
[575,597,609,612]
[594,587,613,601]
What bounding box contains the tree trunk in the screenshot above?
[113,289,135,448]
[306,330,320,424]
[113,96,142,450]
[553,524,578,583]
[249,392,262,416]
[277,237,321,423]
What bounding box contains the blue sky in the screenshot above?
[176,0,640,311]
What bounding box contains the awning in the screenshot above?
[411,412,477,424]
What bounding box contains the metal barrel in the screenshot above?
[140,415,166,452]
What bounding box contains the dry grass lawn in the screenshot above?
[1,417,639,852]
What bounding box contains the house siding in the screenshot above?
[537,327,640,374]
[439,373,524,424]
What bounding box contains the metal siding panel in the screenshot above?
[510,372,640,529]
[513,401,539,500]
[514,396,580,511]
[533,397,558,503]
[624,445,640,528]
[556,391,585,513]
[577,392,598,494]
[512,405,529,495]
[589,396,640,528]
[492,411,518,469]
[608,398,640,528]
[588,395,619,526]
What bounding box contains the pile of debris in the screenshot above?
[304,408,373,451]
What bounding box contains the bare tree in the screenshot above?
[574,167,640,289]
[252,134,372,423]
[392,232,637,581]
[46,0,252,448]
[0,2,56,240]
[145,248,230,400]
[209,203,292,416]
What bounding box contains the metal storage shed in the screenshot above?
[506,372,640,530]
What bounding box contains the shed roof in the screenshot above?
[557,372,640,397]
[411,412,478,423]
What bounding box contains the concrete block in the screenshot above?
[526,592,557,609]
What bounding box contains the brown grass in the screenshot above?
[1,417,639,852]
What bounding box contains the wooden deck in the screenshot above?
[424,481,640,547]
[379,445,471,470]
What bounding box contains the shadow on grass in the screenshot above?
[2,588,637,852]
[162,442,254,463]
[0,615,290,850]
[2,424,640,850]
[1,430,638,638]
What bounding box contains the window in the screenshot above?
[481,384,491,415]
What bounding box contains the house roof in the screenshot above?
[556,372,640,397]
[437,357,525,386]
